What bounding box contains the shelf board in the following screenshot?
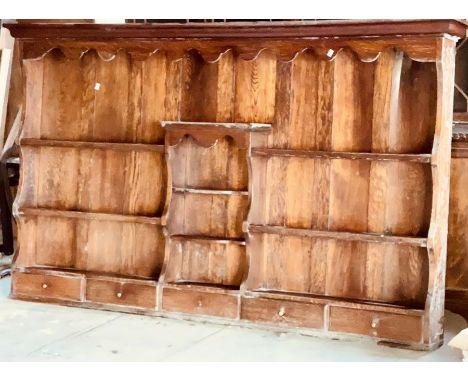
[170,235,246,245]
[18,208,162,225]
[20,138,165,153]
[248,225,427,247]
[169,281,241,291]
[172,187,249,196]
[252,148,432,163]
[161,121,272,132]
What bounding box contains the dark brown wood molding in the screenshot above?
[4,19,467,39]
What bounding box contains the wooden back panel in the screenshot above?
[245,49,435,307]
[17,45,437,300]
[7,21,460,348]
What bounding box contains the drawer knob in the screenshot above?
[116,292,122,298]
[278,307,286,317]
[371,318,379,329]
[42,283,48,289]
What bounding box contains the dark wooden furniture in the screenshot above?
[5,20,466,350]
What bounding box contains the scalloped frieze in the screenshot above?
[166,133,245,149]
[21,36,439,63]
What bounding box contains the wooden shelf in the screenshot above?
[172,187,249,196]
[161,121,272,132]
[169,281,241,290]
[248,225,427,247]
[20,138,165,153]
[251,148,432,163]
[18,208,162,225]
[170,235,246,245]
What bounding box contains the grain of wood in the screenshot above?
[8,21,459,350]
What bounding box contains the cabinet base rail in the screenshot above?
[10,267,440,351]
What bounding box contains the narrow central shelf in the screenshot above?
[18,207,162,225]
[172,187,249,196]
[248,225,427,247]
[169,281,241,290]
[251,148,432,163]
[170,235,246,245]
[161,121,272,132]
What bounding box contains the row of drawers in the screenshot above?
[11,270,423,344]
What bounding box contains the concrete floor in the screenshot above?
[0,277,466,361]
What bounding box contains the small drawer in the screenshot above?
[12,270,84,302]
[86,278,157,310]
[241,296,324,329]
[162,286,238,318]
[329,306,422,343]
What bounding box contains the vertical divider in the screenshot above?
[423,37,456,346]
[156,54,184,309]
[241,131,271,293]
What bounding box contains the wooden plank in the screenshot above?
[164,237,246,286]
[169,138,248,191]
[168,192,248,239]
[288,51,334,150]
[365,244,428,308]
[93,51,130,142]
[180,50,219,122]
[18,207,162,225]
[422,37,456,346]
[139,52,169,143]
[6,20,467,40]
[393,57,437,153]
[21,59,43,139]
[235,49,276,123]
[252,148,432,163]
[366,49,433,308]
[172,187,248,196]
[20,138,165,152]
[248,225,428,247]
[328,159,370,232]
[19,146,166,216]
[162,121,272,132]
[332,49,374,152]
[326,51,375,303]
[40,50,82,141]
[16,215,165,278]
